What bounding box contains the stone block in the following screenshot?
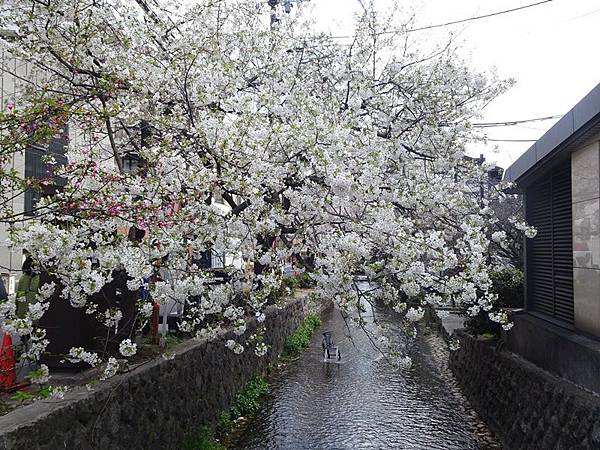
[574,268,600,336]
[571,141,600,204]
[573,200,600,269]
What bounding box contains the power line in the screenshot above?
[329,0,553,39]
[486,138,538,142]
[565,7,600,23]
[473,114,562,128]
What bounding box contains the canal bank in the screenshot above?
[450,329,600,449]
[0,291,327,450]
[229,304,500,449]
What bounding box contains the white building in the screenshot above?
[0,42,69,294]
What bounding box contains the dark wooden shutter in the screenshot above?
[526,164,574,324]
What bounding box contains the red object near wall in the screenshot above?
[0,333,16,390]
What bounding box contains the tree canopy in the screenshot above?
[0,0,531,380]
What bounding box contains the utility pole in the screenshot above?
[268,0,306,26]
[268,0,278,26]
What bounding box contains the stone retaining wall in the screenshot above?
[0,292,328,450]
[450,330,600,450]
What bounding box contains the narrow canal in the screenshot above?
[230,297,501,449]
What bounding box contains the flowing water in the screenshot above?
[230,296,500,450]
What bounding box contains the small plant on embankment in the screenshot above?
[284,313,321,355]
[182,375,270,449]
[229,375,270,419]
[215,412,233,437]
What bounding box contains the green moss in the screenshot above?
[478,332,497,341]
[180,427,225,450]
[229,375,269,419]
[164,334,185,348]
[284,313,321,355]
[0,401,12,416]
[216,412,233,437]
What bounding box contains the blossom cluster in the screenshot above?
[0,0,529,379]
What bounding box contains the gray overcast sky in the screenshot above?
[308,0,600,170]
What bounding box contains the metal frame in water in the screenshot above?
[322,331,341,363]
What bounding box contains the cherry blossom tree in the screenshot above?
[0,0,532,381]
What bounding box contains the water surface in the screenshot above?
[231,300,499,450]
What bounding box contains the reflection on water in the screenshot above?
[231,294,498,450]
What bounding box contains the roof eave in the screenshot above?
[504,82,600,185]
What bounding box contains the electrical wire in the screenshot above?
[473,114,562,128]
[564,7,600,23]
[486,138,538,142]
[328,0,554,39]
[480,114,564,143]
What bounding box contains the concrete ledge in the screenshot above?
[505,311,600,394]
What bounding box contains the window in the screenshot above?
[24,126,68,216]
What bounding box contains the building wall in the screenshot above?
[0,47,30,290]
[0,46,76,291]
[571,134,600,336]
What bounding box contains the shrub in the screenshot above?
[185,376,269,448]
[283,276,301,291]
[490,268,524,308]
[282,272,315,292]
[298,272,315,288]
[11,390,33,404]
[215,412,232,437]
[464,268,524,336]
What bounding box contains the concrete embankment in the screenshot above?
[450,330,600,450]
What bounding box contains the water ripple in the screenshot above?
[231,303,499,450]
